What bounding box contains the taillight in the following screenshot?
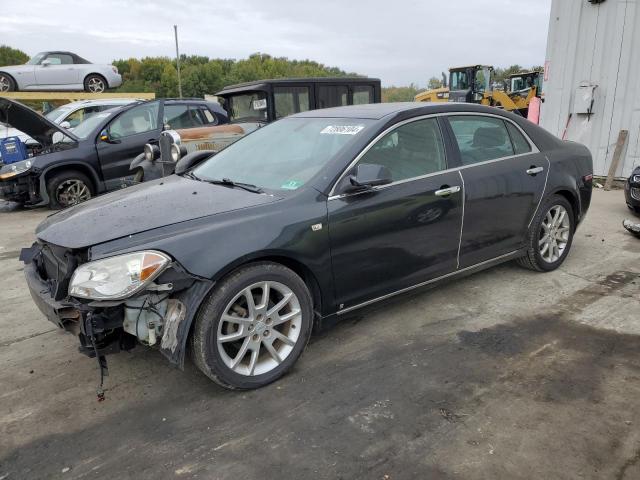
[112,66,118,74]
[583,174,593,182]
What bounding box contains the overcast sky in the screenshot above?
[0,0,552,87]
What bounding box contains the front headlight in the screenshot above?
[0,160,32,180]
[170,143,181,162]
[69,251,171,300]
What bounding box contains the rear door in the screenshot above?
[445,114,548,267]
[328,117,463,311]
[96,101,162,187]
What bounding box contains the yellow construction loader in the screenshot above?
[415,66,542,116]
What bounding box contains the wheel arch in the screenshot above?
[173,253,325,371]
[84,72,109,88]
[38,162,102,205]
[550,187,580,225]
[212,254,324,322]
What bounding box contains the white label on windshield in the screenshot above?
[252,99,267,110]
[320,125,365,135]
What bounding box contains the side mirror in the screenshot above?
[41,59,51,67]
[345,164,393,193]
[175,150,216,176]
[60,121,71,129]
[99,129,120,144]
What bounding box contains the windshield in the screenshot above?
[45,105,73,122]
[226,91,268,122]
[27,53,47,65]
[65,112,112,139]
[192,117,374,191]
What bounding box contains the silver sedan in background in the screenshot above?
[0,51,122,93]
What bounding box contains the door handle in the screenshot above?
[435,186,461,197]
[526,166,544,176]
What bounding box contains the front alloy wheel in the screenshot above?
[56,179,92,207]
[191,262,313,389]
[217,281,302,376]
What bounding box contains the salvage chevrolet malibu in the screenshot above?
[21,103,593,391]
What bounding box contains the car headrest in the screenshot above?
[472,127,507,148]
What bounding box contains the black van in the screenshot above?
[216,77,382,123]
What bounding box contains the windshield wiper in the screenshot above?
[183,171,200,180]
[206,177,264,194]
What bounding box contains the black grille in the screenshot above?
[34,242,79,301]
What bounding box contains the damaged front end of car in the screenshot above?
[20,242,212,399]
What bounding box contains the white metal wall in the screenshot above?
[540,0,640,177]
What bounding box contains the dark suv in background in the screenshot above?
[0,98,227,208]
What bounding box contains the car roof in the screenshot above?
[56,99,140,108]
[291,101,529,120]
[217,77,381,95]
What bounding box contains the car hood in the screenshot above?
[36,175,282,249]
[0,98,78,146]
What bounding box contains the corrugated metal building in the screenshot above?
[541,0,640,178]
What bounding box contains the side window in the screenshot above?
[45,54,73,65]
[358,118,446,182]
[164,104,194,129]
[352,85,374,105]
[109,103,159,139]
[448,116,514,165]
[64,106,102,128]
[318,85,348,109]
[191,107,218,126]
[273,86,310,119]
[505,122,532,155]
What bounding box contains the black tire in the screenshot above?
[84,74,107,93]
[190,262,313,389]
[46,170,94,209]
[517,194,575,272]
[0,73,16,92]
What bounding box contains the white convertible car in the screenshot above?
[0,51,122,93]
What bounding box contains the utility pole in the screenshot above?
[174,25,183,98]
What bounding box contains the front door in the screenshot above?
[328,117,463,311]
[446,114,547,267]
[34,53,78,87]
[96,101,162,188]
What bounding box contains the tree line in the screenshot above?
[1,45,543,102]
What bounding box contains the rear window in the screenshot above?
[448,116,515,165]
[506,122,532,155]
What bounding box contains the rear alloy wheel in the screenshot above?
[517,194,575,272]
[0,74,16,92]
[47,171,94,209]
[84,74,106,93]
[191,262,313,389]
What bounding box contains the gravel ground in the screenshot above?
[0,189,639,480]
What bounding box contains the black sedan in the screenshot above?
[21,103,593,391]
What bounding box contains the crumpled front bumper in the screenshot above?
[22,244,214,368]
[0,174,39,204]
[24,260,81,332]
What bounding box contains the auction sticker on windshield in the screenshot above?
[320,125,365,135]
[281,180,303,190]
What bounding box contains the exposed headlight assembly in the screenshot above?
[69,251,171,300]
[0,160,32,180]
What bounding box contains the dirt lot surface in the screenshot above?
[1,189,639,480]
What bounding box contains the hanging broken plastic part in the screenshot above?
[85,312,109,401]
